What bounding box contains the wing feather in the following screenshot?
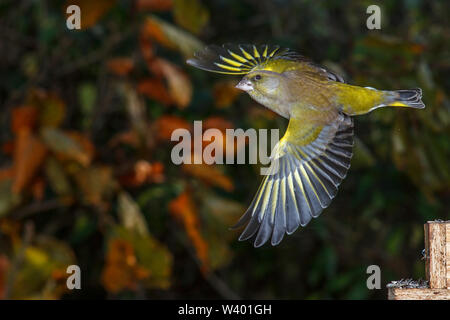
[187,43,346,84]
[232,113,354,247]
[187,44,291,75]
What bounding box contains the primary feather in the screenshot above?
[187,44,292,74]
[187,44,425,247]
[233,114,353,247]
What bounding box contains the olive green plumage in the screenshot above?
[187,44,425,247]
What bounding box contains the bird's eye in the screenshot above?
[254,75,262,81]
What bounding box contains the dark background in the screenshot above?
[0,0,448,299]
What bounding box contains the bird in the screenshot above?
[187,44,425,248]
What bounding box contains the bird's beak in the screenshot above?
[236,79,253,92]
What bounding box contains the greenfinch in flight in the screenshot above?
[187,44,425,247]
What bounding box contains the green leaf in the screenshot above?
[173,0,210,35]
[118,191,149,237]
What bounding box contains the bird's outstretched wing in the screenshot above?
[232,113,354,247]
[186,44,297,75]
[187,43,346,83]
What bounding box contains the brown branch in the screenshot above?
[12,198,70,220]
[56,21,140,77]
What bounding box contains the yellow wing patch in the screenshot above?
[388,102,409,107]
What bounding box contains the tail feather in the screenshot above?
[388,88,425,109]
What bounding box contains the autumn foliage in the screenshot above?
[0,0,448,300]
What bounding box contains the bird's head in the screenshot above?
[235,70,281,100]
[186,44,296,110]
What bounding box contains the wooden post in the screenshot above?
[425,222,449,289]
[388,221,450,300]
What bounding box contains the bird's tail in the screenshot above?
[336,84,425,116]
[385,88,425,109]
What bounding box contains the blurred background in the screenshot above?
[0,0,448,299]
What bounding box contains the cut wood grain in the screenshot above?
[388,288,450,300]
[425,221,447,289]
[388,221,450,299]
[447,224,450,289]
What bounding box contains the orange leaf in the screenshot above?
[169,191,209,273]
[41,128,93,166]
[145,58,164,77]
[0,255,10,299]
[51,269,67,281]
[107,57,134,76]
[65,0,116,29]
[154,115,191,141]
[134,160,164,184]
[31,177,45,201]
[139,35,155,63]
[11,106,38,134]
[101,239,150,294]
[213,80,241,108]
[141,16,203,58]
[108,130,140,148]
[0,167,14,182]
[118,160,165,187]
[137,78,173,106]
[202,116,246,159]
[2,140,15,155]
[136,0,173,11]
[203,117,234,132]
[12,129,47,194]
[182,163,234,192]
[201,117,229,159]
[141,17,175,49]
[151,58,192,108]
[66,131,95,165]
